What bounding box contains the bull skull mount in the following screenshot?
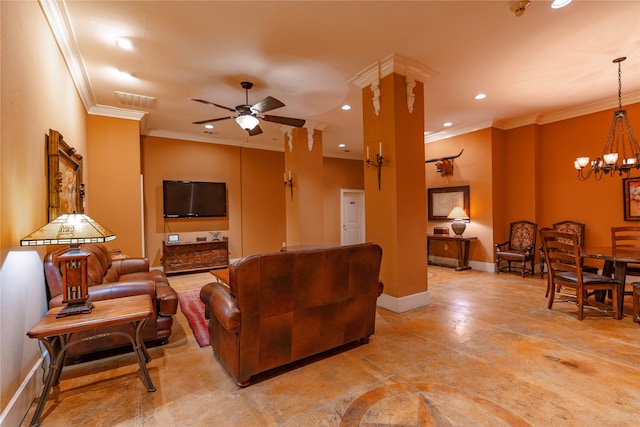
[425,149,464,177]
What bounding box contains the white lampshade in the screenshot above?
[576,156,589,168]
[447,207,469,220]
[603,152,618,165]
[236,114,259,130]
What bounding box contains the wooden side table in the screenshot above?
[26,294,156,427]
[427,235,478,271]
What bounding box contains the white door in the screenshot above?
[341,189,365,245]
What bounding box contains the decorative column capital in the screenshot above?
[350,53,437,115]
[304,121,327,151]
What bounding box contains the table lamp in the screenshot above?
[21,213,116,317]
[447,206,469,236]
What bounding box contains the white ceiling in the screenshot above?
[47,1,640,159]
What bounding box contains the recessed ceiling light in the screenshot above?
[443,122,453,127]
[551,0,572,9]
[116,37,134,50]
[341,105,351,111]
[204,124,214,129]
[338,143,346,148]
[475,93,486,100]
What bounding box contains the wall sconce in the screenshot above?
[284,170,294,201]
[365,142,385,190]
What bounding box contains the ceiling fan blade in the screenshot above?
[251,96,285,114]
[248,125,263,136]
[261,115,306,128]
[190,98,237,113]
[192,116,235,125]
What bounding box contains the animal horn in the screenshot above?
[425,149,464,164]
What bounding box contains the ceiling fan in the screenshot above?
[191,81,306,136]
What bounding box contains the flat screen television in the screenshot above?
[163,180,227,218]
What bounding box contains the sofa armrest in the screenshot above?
[377,280,384,297]
[156,284,178,316]
[49,280,156,311]
[200,282,240,333]
[111,257,150,275]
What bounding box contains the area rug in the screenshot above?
[177,289,209,347]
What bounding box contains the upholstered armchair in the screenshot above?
[495,220,537,277]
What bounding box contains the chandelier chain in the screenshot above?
[618,60,623,109]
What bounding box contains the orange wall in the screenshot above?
[426,128,494,263]
[426,102,640,268]
[240,147,287,255]
[285,128,325,246]
[537,103,640,247]
[141,136,241,266]
[141,135,363,266]
[1,2,88,422]
[87,116,143,256]
[323,157,365,244]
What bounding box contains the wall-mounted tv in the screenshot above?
[163,180,227,218]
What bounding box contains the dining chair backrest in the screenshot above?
[611,226,640,256]
[541,229,581,278]
[553,221,586,247]
[542,228,622,320]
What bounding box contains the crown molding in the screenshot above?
[40,0,96,111]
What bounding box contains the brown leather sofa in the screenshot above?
[200,242,383,387]
[44,243,178,359]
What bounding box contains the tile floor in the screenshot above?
[21,267,640,426]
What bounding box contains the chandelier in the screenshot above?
[575,57,640,181]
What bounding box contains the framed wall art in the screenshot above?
[428,185,470,221]
[47,129,84,221]
[623,177,640,221]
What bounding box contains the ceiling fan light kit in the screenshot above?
[236,114,259,130]
[191,81,305,136]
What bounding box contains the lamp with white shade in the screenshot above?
[447,206,469,236]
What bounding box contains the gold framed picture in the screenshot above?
[428,185,470,221]
[47,129,84,221]
[623,177,640,221]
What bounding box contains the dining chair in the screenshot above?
[539,221,599,295]
[495,220,537,277]
[611,226,640,299]
[632,282,640,323]
[541,229,622,320]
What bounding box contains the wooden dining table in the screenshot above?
[581,246,640,318]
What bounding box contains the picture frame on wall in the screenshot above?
[428,185,470,221]
[47,129,84,222]
[623,177,640,221]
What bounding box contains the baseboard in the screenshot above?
[0,357,43,427]
[377,290,430,313]
[429,256,494,273]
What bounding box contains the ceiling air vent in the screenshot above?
[115,91,156,108]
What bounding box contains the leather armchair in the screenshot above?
[44,243,178,359]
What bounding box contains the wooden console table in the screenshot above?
[26,295,155,427]
[427,235,477,271]
[163,238,229,275]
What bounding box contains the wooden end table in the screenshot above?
[210,267,230,285]
[26,294,156,427]
[427,235,477,271]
